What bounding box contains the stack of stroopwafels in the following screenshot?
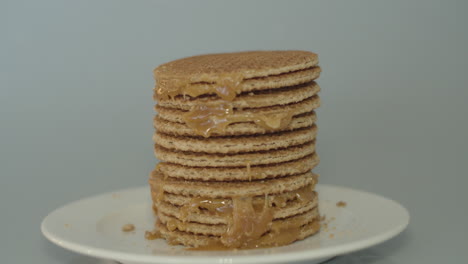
[150,51,322,249]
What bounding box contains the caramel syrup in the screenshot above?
[152,70,315,249]
[154,184,315,250]
[156,72,296,137]
[156,73,243,101]
[179,197,233,221]
[220,196,274,248]
[183,103,294,137]
[150,181,317,249]
[190,217,320,250]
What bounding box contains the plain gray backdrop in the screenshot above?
[1,0,468,263]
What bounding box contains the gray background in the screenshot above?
[1,0,467,263]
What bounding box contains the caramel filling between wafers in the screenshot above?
[174,184,315,219]
[166,195,317,249]
[155,73,244,101]
[156,72,297,137]
[182,103,294,137]
[153,68,317,248]
[150,170,317,249]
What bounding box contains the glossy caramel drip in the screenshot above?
[176,190,318,250]
[261,218,320,247]
[178,196,274,220]
[156,68,295,137]
[155,78,188,100]
[220,196,274,248]
[252,111,293,131]
[153,55,320,249]
[176,185,314,221]
[259,226,301,247]
[190,218,320,250]
[183,103,295,137]
[156,73,244,101]
[182,103,234,137]
[295,184,315,203]
[180,197,233,221]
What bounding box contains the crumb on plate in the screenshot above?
[336,201,347,207]
[122,224,135,232]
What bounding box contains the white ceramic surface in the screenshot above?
[41,184,409,264]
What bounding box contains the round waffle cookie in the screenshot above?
[155,210,321,249]
[149,170,317,198]
[155,153,319,181]
[153,125,317,154]
[154,50,318,80]
[154,51,320,101]
[156,81,320,110]
[150,50,322,249]
[154,111,317,137]
[160,184,317,209]
[157,206,319,236]
[154,191,318,225]
[154,50,318,84]
[155,95,321,125]
[154,141,316,167]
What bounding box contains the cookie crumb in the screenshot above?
[329,234,334,239]
[145,230,162,240]
[336,201,347,207]
[322,222,328,229]
[122,224,135,232]
[320,215,326,221]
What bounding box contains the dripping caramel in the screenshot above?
[159,186,316,249]
[179,197,233,221]
[156,71,295,137]
[175,185,315,218]
[190,217,321,250]
[155,73,244,101]
[295,184,315,202]
[260,219,320,248]
[220,196,274,248]
[152,66,318,249]
[183,103,295,137]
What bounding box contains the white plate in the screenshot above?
[41,184,409,264]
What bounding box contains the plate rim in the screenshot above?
[41,184,410,264]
